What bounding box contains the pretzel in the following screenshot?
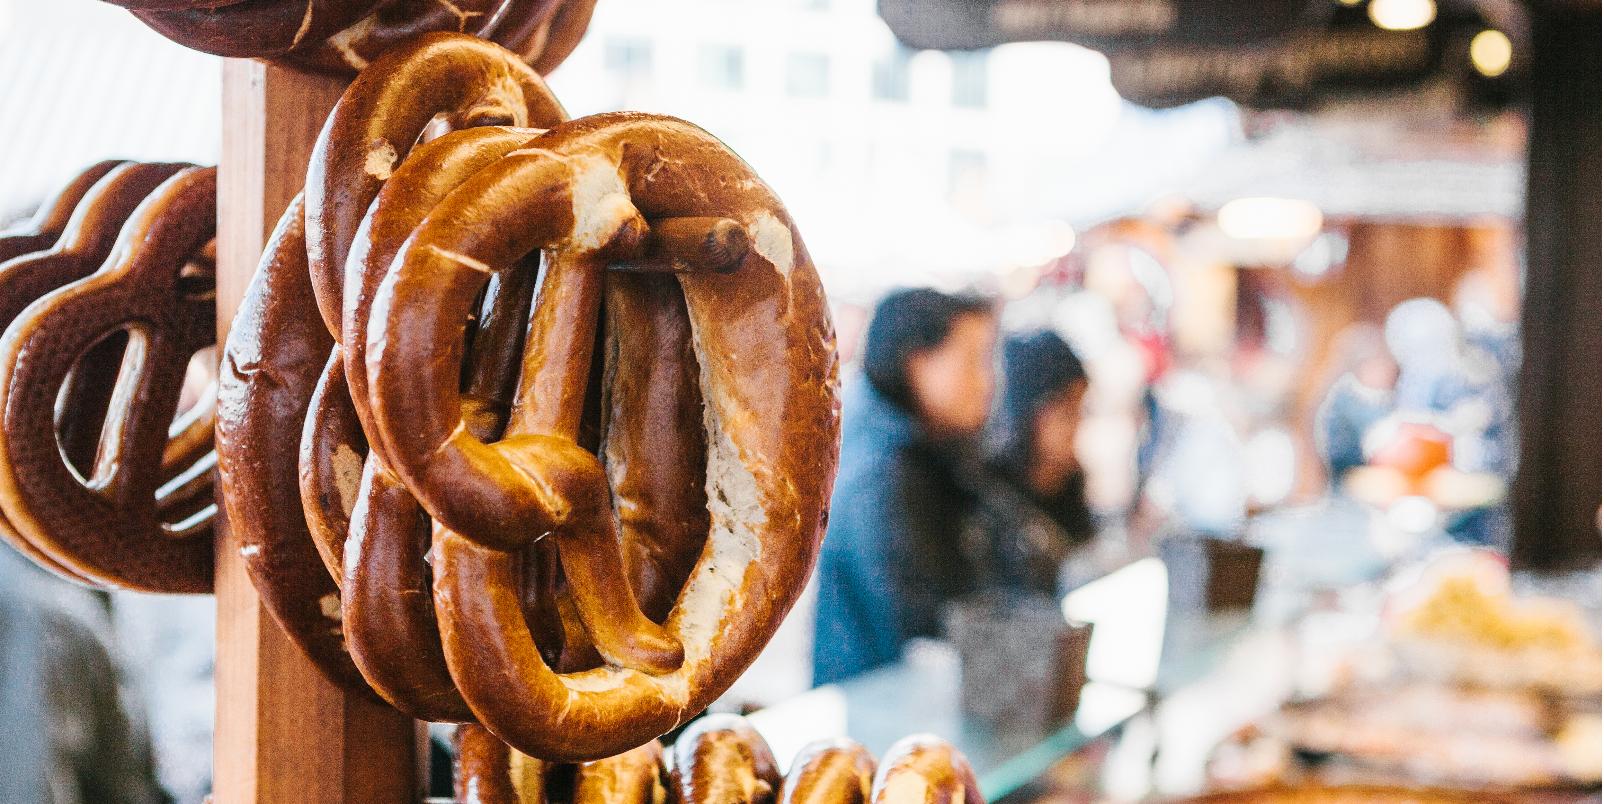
[668,714,782,804]
[456,723,552,804]
[304,31,566,337]
[575,739,668,804]
[127,0,390,58]
[0,160,123,265]
[117,0,590,78]
[782,739,877,804]
[221,35,568,698]
[0,167,218,592]
[216,194,376,693]
[372,112,839,760]
[867,737,981,804]
[277,0,569,76]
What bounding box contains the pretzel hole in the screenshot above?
[54,328,130,478]
[177,240,218,302]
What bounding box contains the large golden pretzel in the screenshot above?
[363,111,840,759]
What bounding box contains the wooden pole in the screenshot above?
[213,58,424,804]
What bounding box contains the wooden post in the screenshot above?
[214,58,425,804]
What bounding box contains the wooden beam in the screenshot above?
[214,58,424,804]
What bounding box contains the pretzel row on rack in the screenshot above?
[0,162,220,592]
[102,0,598,76]
[454,716,984,804]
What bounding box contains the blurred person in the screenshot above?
[0,544,168,804]
[970,330,1096,596]
[1316,325,1399,483]
[812,288,997,685]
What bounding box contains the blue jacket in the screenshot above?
[812,377,976,685]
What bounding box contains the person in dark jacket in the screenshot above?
[812,288,997,686]
[971,330,1096,596]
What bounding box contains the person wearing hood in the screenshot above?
[972,330,1096,596]
[812,288,998,686]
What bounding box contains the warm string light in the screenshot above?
[1369,0,1436,30]
[1217,197,1324,240]
[1470,29,1513,77]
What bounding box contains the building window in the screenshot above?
[871,46,912,101]
[604,37,652,76]
[787,52,830,98]
[950,49,988,108]
[698,45,744,90]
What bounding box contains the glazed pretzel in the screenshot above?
[0,161,177,583]
[669,714,783,804]
[110,0,591,77]
[125,0,390,58]
[0,167,218,592]
[868,736,982,804]
[575,739,668,804]
[220,34,566,698]
[361,111,838,759]
[455,723,552,804]
[783,739,878,804]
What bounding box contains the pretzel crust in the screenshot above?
[0,167,217,592]
[366,112,839,760]
[868,736,982,804]
[783,739,878,804]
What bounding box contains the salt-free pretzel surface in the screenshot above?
[575,739,667,804]
[305,31,566,338]
[128,0,390,58]
[0,160,123,266]
[217,194,378,696]
[0,162,194,584]
[278,0,571,76]
[369,112,839,760]
[457,723,552,804]
[868,736,981,804]
[669,714,782,804]
[782,739,877,804]
[0,167,218,592]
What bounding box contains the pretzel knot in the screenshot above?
[218,33,567,704]
[363,112,841,760]
[108,0,596,77]
[0,166,219,592]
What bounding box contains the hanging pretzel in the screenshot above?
[782,739,878,804]
[0,167,218,592]
[217,193,380,694]
[125,0,390,58]
[456,723,552,804]
[868,737,981,804]
[111,0,591,77]
[669,714,783,804]
[575,739,668,804]
[0,161,177,583]
[220,34,568,698]
[0,160,123,265]
[359,112,837,760]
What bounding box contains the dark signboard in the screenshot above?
[878,0,1323,51]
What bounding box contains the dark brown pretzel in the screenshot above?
[363,112,838,760]
[129,0,391,58]
[277,0,564,75]
[0,167,217,592]
[216,194,377,694]
[0,161,124,265]
[0,162,194,584]
[867,737,981,804]
[668,714,782,804]
[782,739,877,804]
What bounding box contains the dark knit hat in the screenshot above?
[992,330,1086,471]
